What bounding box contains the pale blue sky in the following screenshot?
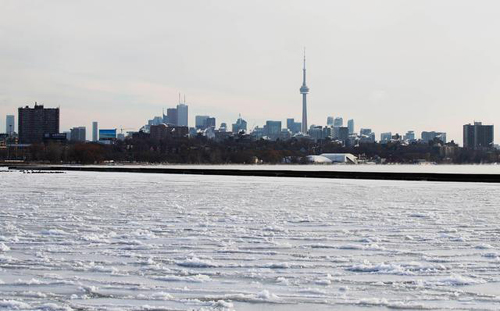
[1,0,500,144]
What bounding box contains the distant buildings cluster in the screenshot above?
[1,101,496,154]
[0,55,496,153]
[145,98,188,130]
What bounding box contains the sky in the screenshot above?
[1,0,500,144]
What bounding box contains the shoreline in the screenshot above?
[6,164,500,183]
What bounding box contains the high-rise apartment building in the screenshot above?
[6,115,15,136]
[18,103,59,144]
[463,122,494,150]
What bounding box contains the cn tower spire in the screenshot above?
[303,47,306,84]
[300,48,309,134]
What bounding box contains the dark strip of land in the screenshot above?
[5,165,500,183]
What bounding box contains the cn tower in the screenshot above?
[300,49,309,134]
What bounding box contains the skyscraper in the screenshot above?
[166,108,178,126]
[92,122,98,142]
[6,115,15,136]
[232,115,247,134]
[177,103,188,127]
[300,50,309,134]
[326,116,334,126]
[347,119,354,134]
[360,129,376,143]
[206,117,216,129]
[333,117,343,127]
[195,115,216,130]
[265,120,282,140]
[195,115,210,129]
[338,127,349,142]
[18,103,59,144]
[286,118,301,134]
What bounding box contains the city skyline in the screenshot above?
[2,1,500,144]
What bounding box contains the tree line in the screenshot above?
[1,135,498,164]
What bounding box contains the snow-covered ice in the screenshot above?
[1,170,500,310]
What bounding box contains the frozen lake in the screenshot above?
[1,171,500,310]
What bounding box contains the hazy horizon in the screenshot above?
[2,0,500,144]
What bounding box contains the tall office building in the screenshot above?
[421,131,446,144]
[92,122,98,142]
[265,121,282,140]
[18,103,59,144]
[309,126,325,141]
[6,115,15,136]
[333,117,343,128]
[463,122,494,150]
[206,117,216,129]
[326,116,334,126]
[360,128,376,143]
[300,50,309,133]
[232,115,248,134]
[338,127,349,142]
[195,115,216,130]
[195,115,209,129]
[404,130,415,142]
[347,119,354,134]
[166,108,178,126]
[381,132,392,143]
[70,127,86,142]
[177,103,188,127]
[360,128,372,136]
[286,118,301,134]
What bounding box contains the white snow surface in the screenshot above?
[1,171,500,310]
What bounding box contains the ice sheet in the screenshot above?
[1,171,499,310]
